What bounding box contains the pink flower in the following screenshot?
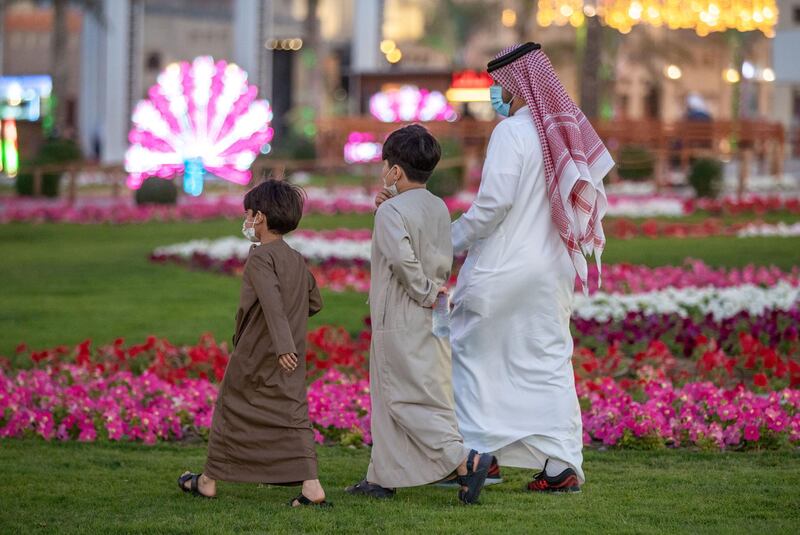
[743,424,760,442]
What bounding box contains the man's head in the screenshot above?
[381,124,442,189]
[242,179,305,239]
[487,42,544,117]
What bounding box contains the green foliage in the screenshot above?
[427,138,463,199]
[271,131,316,160]
[15,138,83,198]
[688,158,724,199]
[134,178,178,206]
[619,429,668,450]
[616,145,655,182]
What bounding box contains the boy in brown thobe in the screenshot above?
[178,179,330,508]
[345,125,493,505]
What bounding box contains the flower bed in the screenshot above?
[0,188,376,224]
[3,327,798,450]
[573,282,800,322]
[573,309,800,357]
[737,222,800,238]
[4,190,799,224]
[153,233,800,293]
[693,195,800,216]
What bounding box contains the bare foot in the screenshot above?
[180,471,217,498]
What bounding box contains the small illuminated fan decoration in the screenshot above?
[344,132,383,164]
[369,86,457,123]
[125,56,274,196]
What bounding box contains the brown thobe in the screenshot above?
[366,188,468,488]
[204,239,322,484]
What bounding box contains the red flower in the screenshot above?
[753,373,768,388]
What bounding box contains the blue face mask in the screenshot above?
[489,84,512,117]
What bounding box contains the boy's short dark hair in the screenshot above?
[243,179,305,235]
[381,124,441,184]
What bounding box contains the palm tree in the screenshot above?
[50,0,69,136]
[302,0,324,116]
[579,15,603,118]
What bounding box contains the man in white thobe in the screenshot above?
[450,43,614,492]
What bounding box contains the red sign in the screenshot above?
[451,70,493,89]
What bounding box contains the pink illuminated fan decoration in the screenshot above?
[125,56,274,196]
[369,85,457,123]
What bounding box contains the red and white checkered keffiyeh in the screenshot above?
[489,45,614,292]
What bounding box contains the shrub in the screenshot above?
[15,138,83,198]
[427,138,463,198]
[688,158,723,198]
[271,131,316,160]
[135,178,178,205]
[617,145,655,182]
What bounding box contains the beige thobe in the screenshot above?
[366,188,467,488]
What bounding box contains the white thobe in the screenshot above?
[450,106,584,482]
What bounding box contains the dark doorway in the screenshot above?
[271,50,293,139]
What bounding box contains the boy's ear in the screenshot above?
[392,164,407,182]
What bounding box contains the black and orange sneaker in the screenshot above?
[527,463,581,493]
[485,456,503,486]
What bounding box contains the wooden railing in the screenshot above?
[316,116,786,191]
[594,119,785,190]
[28,163,127,201]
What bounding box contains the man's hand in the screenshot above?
[425,286,450,308]
[375,188,395,209]
[278,353,299,373]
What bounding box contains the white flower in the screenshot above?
[737,222,800,238]
[153,233,373,263]
[604,198,686,217]
[574,283,800,321]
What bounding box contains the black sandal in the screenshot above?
[177,472,214,499]
[345,479,396,499]
[289,493,332,508]
[457,450,492,505]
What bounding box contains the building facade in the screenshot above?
[0,0,786,164]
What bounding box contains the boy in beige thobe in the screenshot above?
[346,125,492,505]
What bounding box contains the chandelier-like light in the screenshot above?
[536,0,777,37]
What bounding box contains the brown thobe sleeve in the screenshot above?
[375,204,439,308]
[308,271,323,317]
[249,252,297,356]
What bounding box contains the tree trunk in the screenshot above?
[303,0,324,116]
[579,16,602,119]
[515,0,535,42]
[0,0,6,76]
[51,0,70,137]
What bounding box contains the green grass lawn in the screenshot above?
[2,216,800,355]
[2,212,799,534]
[0,440,797,535]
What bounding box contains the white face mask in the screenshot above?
[241,214,260,243]
[382,166,399,196]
